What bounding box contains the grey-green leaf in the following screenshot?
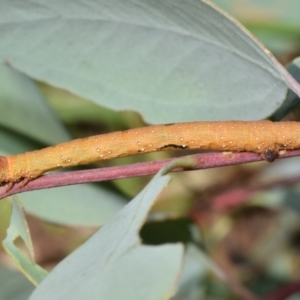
[0,266,35,300]
[19,184,127,226]
[0,64,70,145]
[2,199,48,285]
[0,0,293,122]
[29,166,183,300]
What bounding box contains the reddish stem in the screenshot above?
[1,149,300,199]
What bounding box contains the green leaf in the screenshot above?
[2,198,48,285]
[271,57,300,120]
[0,266,35,300]
[0,126,42,156]
[172,244,208,300]
[295,57,300,67]
[0,64,70,145]
[19,184,127,226]
[29,163,184,299]
[0,0,293,122]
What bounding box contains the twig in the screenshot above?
[1,149,300,199]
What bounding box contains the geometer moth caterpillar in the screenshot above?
[0,120,299,184]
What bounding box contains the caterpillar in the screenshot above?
[0,120,299,184]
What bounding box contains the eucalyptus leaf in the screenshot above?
[0,126,42,156]
[2,199,48,285]
[19,184,126,226]
[0,266,35,300]
[0,0,295,122]
[29,164,183,300]
[0,64,70,145]
[272,57,300,120]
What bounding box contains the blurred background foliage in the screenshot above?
[212,0,300,63]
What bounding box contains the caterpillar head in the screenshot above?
[0,156,9,183]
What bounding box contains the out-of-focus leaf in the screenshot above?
[0,64,70,145]
[211,0,300,54]
[0,266,35,300]
[0,127,43,156]
[171,244,208,300]
[272,57,300,120]
[0,0,295,122]
[39,83,126,127]
[212,0,300,26]
[20,184,126,226]
[29,162,184,300]
[295,58,300,69]
[2,199,48,285]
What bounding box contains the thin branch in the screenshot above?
[1,149,300,199]
[209,260,260,300]
[193,240,259,300]
[212,171,300,210]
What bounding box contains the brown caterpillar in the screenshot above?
[0,120,299,184]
